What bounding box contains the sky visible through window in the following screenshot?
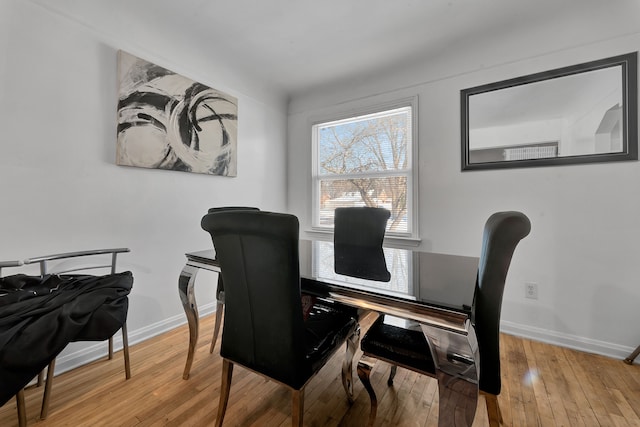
[316,106,411,232]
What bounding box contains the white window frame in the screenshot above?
[311,96,419,244]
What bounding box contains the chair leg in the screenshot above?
[624,344,640,365]
[108,336,114,360]
[215,359,233,427]
[211,276,225,354]
[40,359,56,420]
[210,301,224,354]
[16,389,26,427]
[291,388,304,427]
[357,355,378,427]
[341,326,360,403]
[483,391,503,426]
[121,323,131,379]
[387,365,398,386]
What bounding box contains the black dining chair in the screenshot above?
[22,249,132,420]
[357,211,531,426]
[0,260,27,427]
[334,207,390,247]
[333,207,391,281]
[201,210,360,427]
[0,250,132,426]
[206,206,260,353]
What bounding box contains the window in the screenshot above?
[312,100,416,237]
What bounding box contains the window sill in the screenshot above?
[304,229,422,249]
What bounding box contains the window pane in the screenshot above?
[318,107,410,176]
[313,102,414,236]
[319,176,408,232]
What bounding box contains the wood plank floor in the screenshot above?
[2,312,639,426]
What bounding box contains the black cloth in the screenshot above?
[0,272,133,405]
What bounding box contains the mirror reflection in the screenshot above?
[334,242,390,282]
[311,241,410,295]
[461,52,637,170]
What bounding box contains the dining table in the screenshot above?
[178,239,480,427]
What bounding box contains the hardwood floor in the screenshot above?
[2,312,639,426]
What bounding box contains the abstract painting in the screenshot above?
[116,51,238,176]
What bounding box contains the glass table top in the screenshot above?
[186,239,479,315]
[299,240,478,314]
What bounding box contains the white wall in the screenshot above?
[288,14,640,358]
[0,0,288,372]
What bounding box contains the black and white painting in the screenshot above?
[116,51,238,176]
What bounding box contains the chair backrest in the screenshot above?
[207,207,259,260]
[207,206,259,214]
[333,207,391,281]
[201,210,310,388]
[334,207,390,247]
[23,248,130,276]
[0,260,22,278]
[473,211,531,395]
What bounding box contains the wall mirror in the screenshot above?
[461,52,638,170]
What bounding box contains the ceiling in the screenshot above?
[27,0,640,97]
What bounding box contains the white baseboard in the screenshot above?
[52,302,218,376]
[500,320,635,361]
[46,307,636,380]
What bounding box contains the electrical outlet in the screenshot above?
[525,282,538,300]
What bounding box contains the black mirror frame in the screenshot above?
[461,52,638,171]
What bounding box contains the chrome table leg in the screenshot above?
[421,321,479,427]
[341,325,360,403]
[178,264,200,379]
